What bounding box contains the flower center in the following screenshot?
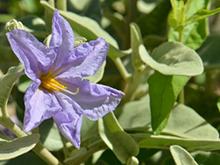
[40,74,80,96]
[40,74,66,92]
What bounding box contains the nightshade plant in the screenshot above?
[1,0,220,165]
[6,11,124,149]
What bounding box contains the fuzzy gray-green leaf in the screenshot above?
[0,134,39,160]
[139,42,203,76]
[170,145,199,165]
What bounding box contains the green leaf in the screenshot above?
[187,8,220,24]
[126,156,139,165]
[217,100,220,112]
[0,65,23,115]
[168,0,210,49]
[103,10,129,48]
[64,143,106,165]
[168,20,208,49]
[0,14,13,23]
[81,116,98,143]
[18,80,31,93]
[40,0,121,60]
[0,134,39,160]
[4,151,47,165]
[169,0,185,28]
[118,95,151,129]
[134,104,220,151]
[120,95,219,140]
[139,42,204,76]
[170,145,199,165]
[39,120,63,151]
[164,104,219,140]
[184,0,209,18]
[98,113,139,163]
[69,102,219,163]
[69,0,93,11]
[86,62,106,83]
[0,46,18,72]
[135,134,220,152]
[148,72,189,133]
[19,0,41,13]
[64,147,93,165]
[130,23,145,71]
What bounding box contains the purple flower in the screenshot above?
[6,11,124,148]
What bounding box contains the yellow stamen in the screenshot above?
[40,74,79,96]
[40,75,66,92]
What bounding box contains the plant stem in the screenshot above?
[1,117,63,165]
[57,0,67,11]
[114,57,131,81]
[124,72,142,101]
[2,104,9,118]
[126,0,137,23]
[48,0,55,7]
[34,143,63,165]
[64,140,106,164]
[178,28,185,104]
[178,28,184,43]
[60,134,70,158]
[179,89,185,104]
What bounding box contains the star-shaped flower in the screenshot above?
[6,11,124,148]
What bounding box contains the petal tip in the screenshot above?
[73,141,80,149]
[23,124,32,133]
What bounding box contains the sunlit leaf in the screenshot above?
[184,0,209,18]
[164,104,219,140]
[170,145,199,165]
[130,23,145,71]
[168,0,210,49]
[135,134,220,151]
[0,65,23,116]
[126,156,139,165]
[81,116,98,143]
[148,72,189,133]
[120,94,219,140]
[98,113,139,163]
[139,42,204,76]
[118,95,151,129]
[0,134,39,160]
[187,8,220,24]
[18,80,31,93]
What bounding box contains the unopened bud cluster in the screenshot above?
[5,19,24,32]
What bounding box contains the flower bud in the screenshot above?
[74,36,87,47]
[44,34,52,47]
[126,156,139,165]
[5,19,24,32]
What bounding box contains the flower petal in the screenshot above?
[23,81,61,132]
[57,38,108,78]
[50,11,75,69]
[6,30,55,80]
[58,77,124,120]
[53,93,83,148]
